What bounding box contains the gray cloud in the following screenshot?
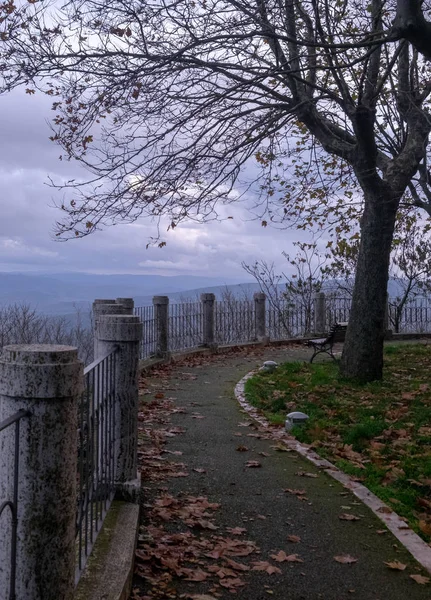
[0,89,306,279]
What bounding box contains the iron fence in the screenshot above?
[0,409,30,600]
[214,299,255,344]
[267,301,314,339]
[326,296,352,326]
[169,302,203,351]
[134,305,157,359]
[76,347,117,584]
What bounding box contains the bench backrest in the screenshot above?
[324,322,340,344]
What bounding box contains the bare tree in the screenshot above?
[2,1,431,380]
[0,304,93,364]
[243,241,327,335]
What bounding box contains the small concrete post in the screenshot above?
[93,300,129,360]
[0,344,83,600]
[201,293,216,347]
[313,292,326,334]
[97,315,143,497]
[153,295,170,358]
[254,292,268,342]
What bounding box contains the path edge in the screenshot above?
[234,370,431,575]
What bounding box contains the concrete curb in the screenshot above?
[74,501,140,600]
[234,370,431,575]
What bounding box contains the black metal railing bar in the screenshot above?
[0,409,30,600]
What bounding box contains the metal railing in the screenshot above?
[75,347,117,583]
[267,301,314,339]
[169,302,203,351]
[214,299,255,344]
[134,305,157,359]
[0,409,30,600]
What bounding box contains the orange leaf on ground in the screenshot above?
[287,535,301,543]
[271,551,304,563]
[339,513,360,521]
[419,520,431,536]
[410,574,430,584]
[334,555,358,564]
[384,561,407,571]
[251,561,282,574]
[284,488,306,495]
[226,527,247,535]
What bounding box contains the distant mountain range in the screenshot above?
[0,271,418,320]
[0,272,256,316]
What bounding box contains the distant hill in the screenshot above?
[0,272,418,321]
[0,272,251,316]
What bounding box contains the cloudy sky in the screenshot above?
[0,88,308,281]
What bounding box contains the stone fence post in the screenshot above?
[313,292,326,334]
[201,293,216,347]
[254,292,268,342]
[93,299,132,360]
[153,296,170,358]
[0,344,83,600]
[97,315,143,498]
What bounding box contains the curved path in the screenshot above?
[134,345,430,600]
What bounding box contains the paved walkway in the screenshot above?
[133,345,430,600]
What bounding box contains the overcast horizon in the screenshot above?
[0,87,312,281]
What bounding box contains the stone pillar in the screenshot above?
[0,344,83,600]
[97,315,142,497]
[153,296,170,358]
[201,293,216,347]
[254,292,268,342]
[93,300,129,360]
[116,297,134,313]
[313,292,326,334]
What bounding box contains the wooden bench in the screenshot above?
[307,322,344,363]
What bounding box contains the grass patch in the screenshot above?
[245,343,431,541]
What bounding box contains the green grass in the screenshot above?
[245,343,431,541]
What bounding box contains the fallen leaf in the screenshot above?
[226,527,247,535]
[271,443,291,452]
[236,445,249,452]
[295,471,318,478]
[193,468,206,473]
[377,506,392,514]
[410,574,430,584]
[245,460,262,468]
[259,451,270,457]
[287,535,301,543]
[384,561,407,571]
[334,555,358,564]
[271,551,303,563]
[284,488,306,496]
[419,520,431,537]
[339,513,360,521]
[154,392,165,399]
[183,568,209,581]
[251,561,282,574]
[223,558,250,572]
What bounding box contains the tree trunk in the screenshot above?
[340,190,399,382]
